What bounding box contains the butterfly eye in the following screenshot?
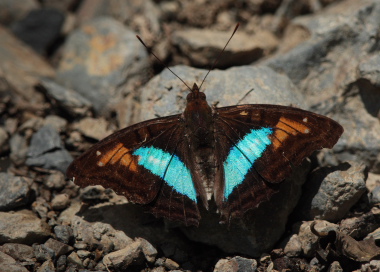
[199,92,206,100]
[186,92,195,101]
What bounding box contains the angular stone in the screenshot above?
[57,17,149,114]
[44,238,74,257]
[0,243,34,262]
[0,172,33,211]
[296,162,367,222]
[0,210,51,244]
[172,28,277,68]
[38,78,92,118]
[0,25,55,103]
[11,8,65,55]
[214,256,257,272]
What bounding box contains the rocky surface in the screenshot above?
[0,0,379,271]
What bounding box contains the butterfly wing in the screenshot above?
[213,104,344,220]
[66,115,201,226]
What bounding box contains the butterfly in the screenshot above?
[66,26,344,227]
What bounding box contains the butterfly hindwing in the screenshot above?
[214,104,343,219]
[66,115,201,226]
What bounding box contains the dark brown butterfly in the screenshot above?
[66,25,343,227]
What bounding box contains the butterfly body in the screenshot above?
[67,82,343,227]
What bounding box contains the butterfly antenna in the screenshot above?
[136,35,193,93]
[198,23,240,91]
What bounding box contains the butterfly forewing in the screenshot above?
[67,114,201,226]
[214,104,343,219]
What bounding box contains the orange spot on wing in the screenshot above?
[279,117,310,135]
[272,117,310,150]
[97,143,138,172]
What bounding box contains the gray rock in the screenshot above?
[0,172,33,211]
[27,125,64,157]
[38,78,92,117]
[37,259,55,272]
[32,197,49,219]
[214,256,257,272]
[44,238,73,257]
[0,251,29,272]
[102,238,157,270]
[0,0,38,26]
[51,194,70,210]
[26,125,73,172]
[43,115,68,133]
[283,234,302,257]
[33,244,55,261]
[296,221,319,258]
[327,261,343,272]
[72,117,113,141]
[0,210,51,244]
[57,17,150,114]
[9,133,29,166]
[67,251,83,268]
[44,171,66,190]
[296,162,367,222]
[72,216,133,254]
[0,24,55,104]
[264,0,380,172]
[0,126,9,153]
[171,28,277,68]
[0,243,34,262]
[369,186,380,206]
[339,209,380,239]
[138,65,306,122]
[54,225,73,244]
[56,255,67,272]
[358,54,380,87]
[11,8,65,55]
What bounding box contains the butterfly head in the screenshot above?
[186,83,206,102]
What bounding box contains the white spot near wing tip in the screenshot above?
[304,128,310,133]
[303,117,308,122]
[97,161,104,167]
[96,151,101,156]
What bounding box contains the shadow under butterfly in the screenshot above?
[66,24,344,227]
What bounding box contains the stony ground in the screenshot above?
[0,0,380,271]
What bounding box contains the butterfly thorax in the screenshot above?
[182,84,217,203]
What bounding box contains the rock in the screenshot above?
[0,210,51,244]
[37,259,55,272]
[0,172,33,211]
[57,17,150,114]
[11,8,65,55]
[51,194,70,210]
[155,257,180,270]
[44,238,73,257]
[0,25,55,104]
[38,78,92,118]
[26,125,73,172]
[369,186,380,206]
[264,0,380,172]
[0,243,34,262]
[283,234,302,257]
[103,238,157,270]
[0,126,9,153]
[138,65,306,122]
[0,251,29,272]
[33,244,55,261]
[327,261,343,272]
[214,256,257,272]
[9,133,29,166]
[296,221,319,258]
[44,171,66,190]
[72,216,133,254]
[358,54,380,87]
[32,197,50,219]
[0,0,38,26]
[56,255,67,271]
[27,125,64,157]
[43,115,68,133]
[171,28,277,68]
[54,225,73,244]
[72,117,113,141]
[295,162,367,222]
[67,251,83,268]
[339,209,380,239]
